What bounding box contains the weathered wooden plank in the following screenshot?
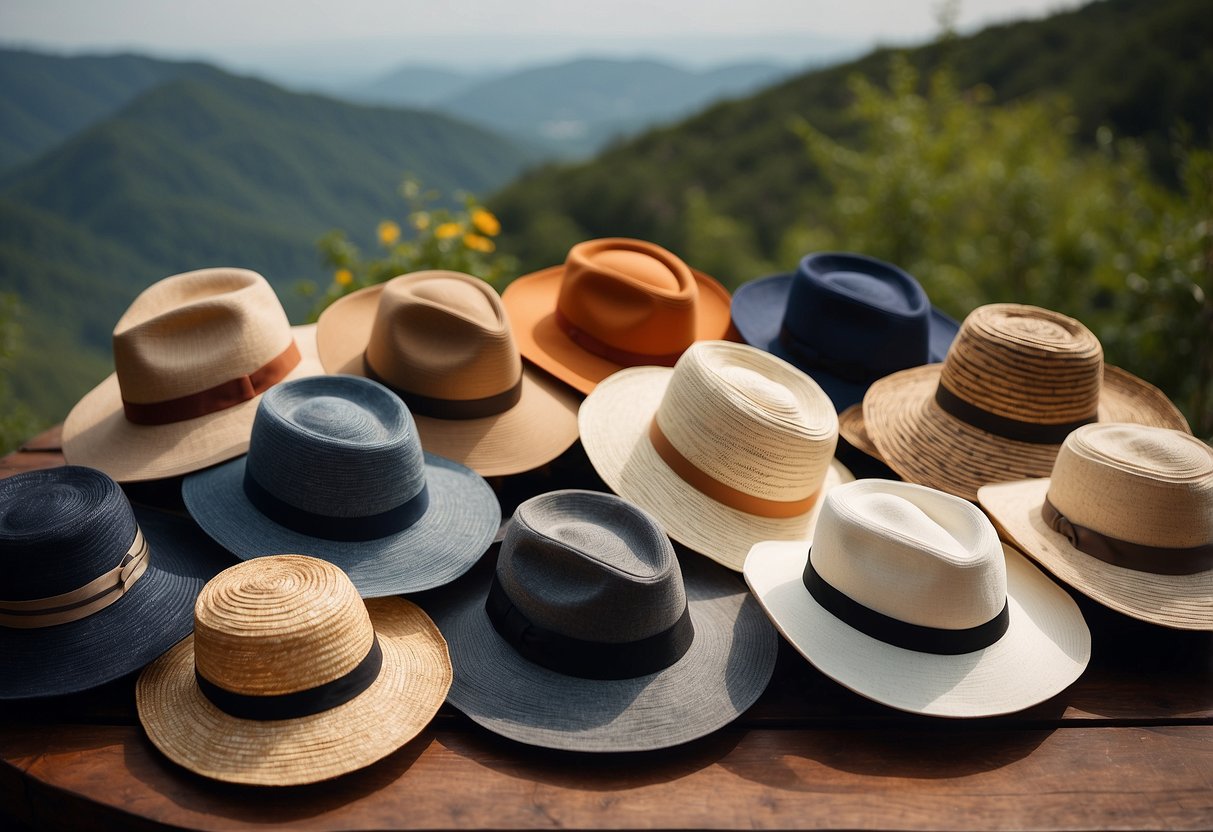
[18,424,63,452]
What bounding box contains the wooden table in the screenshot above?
[2,426,1211,831]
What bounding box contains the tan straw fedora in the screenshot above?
[137,555,452,786]
[837,403,881,460]
[315,271,580,476]
[63,268,323,482]
[745,480,1091,717]
[861,303,1189,501]
[979,423,1213,630]
[579,341,853,571]
[502,238,734,395]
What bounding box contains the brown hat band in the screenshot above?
[0,528,149,628]
[934,383,1094,445]
[555,309,683,368]
[1042,496,1213,575]
[648,419,820,519]
[122,340,301,426]
[364,358,523,420]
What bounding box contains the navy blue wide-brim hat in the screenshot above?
[0,466,234,700]
[732,252,960,411]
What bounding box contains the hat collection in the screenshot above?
[2,243,1206,786]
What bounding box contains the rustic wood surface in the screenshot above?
[1,425,1211,831]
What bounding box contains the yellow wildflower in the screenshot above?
[377,220,401,247]
[434,222,461,240]
[471,208,501,237]
[411,211,430,230]
[463,233,495,253]
[335,268,353,287]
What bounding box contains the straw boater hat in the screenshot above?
[501,238,734,394]
[425,489,778,752]
[979,423,1213,631]
[63,268,323,482]
[744,479,1091,717]
[182,374,500,597]
[731,252,959,411]
[860,303,1190,501]
[315,271,580,476]
[137,555,452,785]
[0,466,232,700]
[579,340,853,571]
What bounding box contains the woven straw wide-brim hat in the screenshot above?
[837,403,882,460]
[502,238,734,395]
[580,340,853,571]
[980,423,1213,630]
[137,555,451,786]
[731,252,959,411]
[0,466,232,700]
[425,489,778,752]
[862,303,1190,501]
[183,375,500,598]
[316,271,580,476]
[745,479,1091,718]
[63,268,323,482]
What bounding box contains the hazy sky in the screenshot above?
[1,0,1081,82]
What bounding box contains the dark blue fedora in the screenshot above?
[731,252,960,411]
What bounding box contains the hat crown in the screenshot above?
[365,271,522,401]
[112,268,295,405]
[812,480,1007,629]
[193,555,376,696]
[656,341,838,503]
[245,375,426,518]
[939,304,1103,424]
[0,466,139,602]
[557,238,698,355]
[1048,423,1213,548]
[497,490,687,643]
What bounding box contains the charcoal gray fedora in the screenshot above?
[182,374,500,597]
[0,465,232,700]
[425,489,778,752]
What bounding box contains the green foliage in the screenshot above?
[0,294,45,454]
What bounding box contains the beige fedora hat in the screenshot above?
[315,271,580,477]
[979,423,1213,630]
[137,555,452,786]
[579,340,853,571]
[745,480,1091,717]
[63,268,323,482]
[861,303,1189,501]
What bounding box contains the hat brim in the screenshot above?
[182,453,500,597]
[316,284,581,477]
[862,363,1191,502]
[424,551,777,752]
[731,273,960,411]
[837,404,882,460]
[578,366,854,571]
[979,478,1213,630]
[502,265,734,395]
[743,539,1090,717]
[136,596,451,786]
[62,324,325,483]
[0,507,234,700]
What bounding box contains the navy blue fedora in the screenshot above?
[731,252,960,411]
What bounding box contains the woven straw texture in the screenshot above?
[862,304,1190,501]
[63,268,323,482]
[137,555,451,786]
[502,238,734,394]
[837,403,882,459]
[316,271,580,476]
[745,480,1090,717]
[979,424,1213,630]
[424,490,777,752]
[580,341,853,571]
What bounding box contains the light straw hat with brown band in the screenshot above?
[63,268,323,483]
[316,271,581,476]
[860,303,1190,501]
[579,340,853,571]
[137,555,452,786]
[979,423,1213,630]
[502,238,735,395]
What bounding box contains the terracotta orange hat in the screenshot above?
[501,238,734,394]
